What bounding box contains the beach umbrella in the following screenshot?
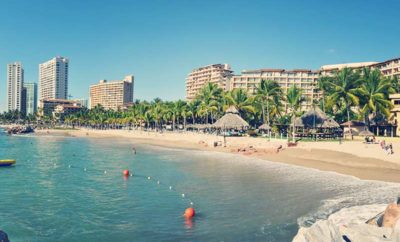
[212,106,249,130]
[358,130,374,136]
[258,123,271,131]
[340,121,366,127]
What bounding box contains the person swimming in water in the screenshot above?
[0,230,9,242]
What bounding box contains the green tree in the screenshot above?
[326,67,361,130]
[196,83,222,123]
[225,88,255,118]
[256,79,283,126]
[358,67,394,126]
[286,85,306,142]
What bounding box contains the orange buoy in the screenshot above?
[184,207,195,219]
[123,170,130,176]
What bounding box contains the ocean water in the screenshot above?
[0,131,399,242]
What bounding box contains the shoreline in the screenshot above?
[33,128,400,183]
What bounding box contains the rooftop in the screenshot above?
[42,99,76,103]
[371,57,400,66]
[320,62,378,71]
[241,68,319,74]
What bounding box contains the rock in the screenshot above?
[293,204,393,242]
[382,203,400,228]
[7,125,34,135]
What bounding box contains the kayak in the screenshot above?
[0,159,16,167]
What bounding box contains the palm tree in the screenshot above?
[326,67,361,133]
[196,83,222,123]
[358,67,394,126]
[390,76,400,93]
[286,85,306,142]
[152,102,165,130]
[316,76,331,112]
[186,100,199,124]
[225,89,255,118]
[170,100,186,130]
[143,111,153,129]
[256,79,282,126]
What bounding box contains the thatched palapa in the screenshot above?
[340,121,366,127]
[258,123,271,131]
[358,130,374,136]
[212,106,249,129]
[295,107,340,129]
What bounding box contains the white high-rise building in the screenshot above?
[7,62,24,112]
[39,57,69,101]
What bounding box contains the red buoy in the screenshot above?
[123,170,130,176]
[184,207,195,219]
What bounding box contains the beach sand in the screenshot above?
[35,128,400,183]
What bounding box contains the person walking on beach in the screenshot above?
[389,143,394,155]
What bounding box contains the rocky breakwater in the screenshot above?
[294,201,400,242]
[7,125,34,135]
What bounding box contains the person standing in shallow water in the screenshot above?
[0,230,9,242]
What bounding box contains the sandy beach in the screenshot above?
[32,128,400,183]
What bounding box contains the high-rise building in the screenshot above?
[24,82,38,115]
[39,57,69,101]
[89,75,134,110]
[7,62,24,112]
[185,64,233,100]
[21,87,27,115]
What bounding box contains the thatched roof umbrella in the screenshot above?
[212,106,249,130]
[358,130,374,136]
[258,123,271,131]
[295,106,340,129]
[340,121,366,127]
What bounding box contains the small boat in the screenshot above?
[0,159,16,167]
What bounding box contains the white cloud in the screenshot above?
[327,48,336,54]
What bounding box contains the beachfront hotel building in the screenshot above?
[24,82,38,115]
[389,94,400,136]
[38,99,80,117]
[371,57,400,79]
[89,75,134,110]
[185,64,233,100]
[230,69,321,110]
[53,103,83,120]
[7,62,24,112]
[39,57,69,101]
[320,62,378,76]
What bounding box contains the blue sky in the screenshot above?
[0,0,399,111]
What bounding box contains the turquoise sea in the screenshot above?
[0,130,399,241]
